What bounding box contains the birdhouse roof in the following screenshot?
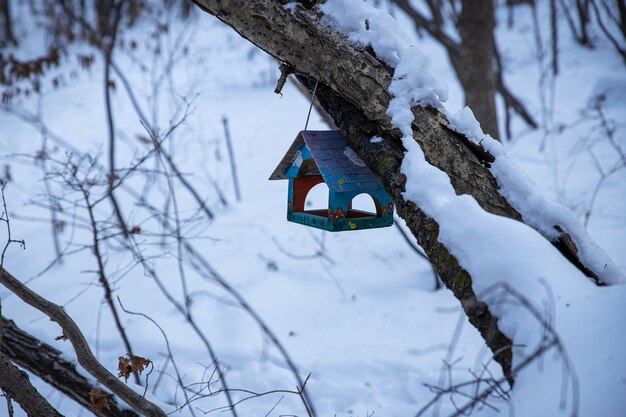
[269,130,385,193]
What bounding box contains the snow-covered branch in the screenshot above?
[190,0,623,381]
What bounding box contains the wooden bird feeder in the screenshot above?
[269,130,394,232]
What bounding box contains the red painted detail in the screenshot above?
[293,175,324,212]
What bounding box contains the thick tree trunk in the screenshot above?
[190,0,613,381]
[0,354,65,417]
[1,316,139,417]
[458,0,500,140]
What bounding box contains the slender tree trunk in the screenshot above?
[618,0,626,40]
[458,0,500,140]
[551,0,559,74]
[391,0,538,138]
[0,0,17,46]
[576,0,591,45]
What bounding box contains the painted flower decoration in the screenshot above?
[382,202,394,214]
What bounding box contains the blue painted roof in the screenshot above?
[269,130,385,193]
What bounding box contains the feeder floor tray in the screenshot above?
[288,209,392,232]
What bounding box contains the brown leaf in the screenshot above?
[55,329,68,341]
[130,225,141,234]
[118,354,151,382]
[89,389,110,411]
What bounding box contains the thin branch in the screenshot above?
[117,298,198,417]
[590,0,626,64]
[130,195,316,416]
[0,267,167,417]
[222,116,241,203]
[190,373,313,417]
[1,316,140,417]
[81,185,140,385]
[102,0,130,236]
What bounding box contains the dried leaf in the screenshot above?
[89,389,110,411]
[55,329,68,341]
[130,225,141,234]
[118,354,151,382]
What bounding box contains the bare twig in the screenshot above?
[0,182,165,416]
[590,0,626,64]
[274,63,294,95]
[190,373,314,417]
[129,195,317,416]
[415,280,579,417]
[117,297,198,416]
[80,182,140,385]
[102,0,130,236]
[222,116,241,203]
[0,185,26,273]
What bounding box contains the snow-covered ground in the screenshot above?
[0,1,624,417]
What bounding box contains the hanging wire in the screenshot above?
[303,80,319,131]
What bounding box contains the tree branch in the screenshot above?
[1,317,139,417]
[0,354,64,417]
[190,0,618,380]
[0,268,167,417]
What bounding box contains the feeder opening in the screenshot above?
[348,193,380,218]
[304,182,330,216]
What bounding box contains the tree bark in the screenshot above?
[458,0,500,139]
[0,267,166,417]
[1,316,139,417]
[190,0,612,382]
[0,354,65,417]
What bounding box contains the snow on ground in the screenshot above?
[1,1,625,417]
